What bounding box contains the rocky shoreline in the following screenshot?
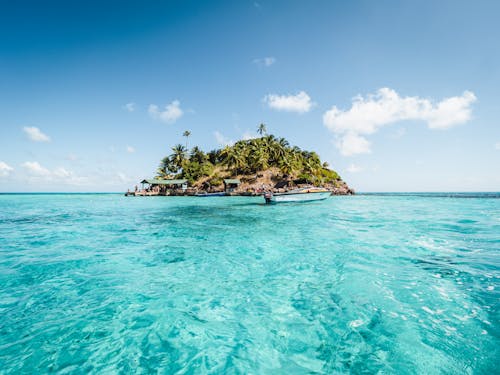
[129,169,354,196]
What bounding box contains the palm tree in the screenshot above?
[207,149,221,164]
[157,156,169,177]
[278,156,294,175]
[190,146,207,164]
[221,145,245,173]
[170,144,187,172]
[257,123,267,136]
[182,130,191,149]
[249,142,269,172]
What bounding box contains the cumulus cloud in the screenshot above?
[264,91,314,113]
[323,88,476,156]
[22,161,51,176]
[0,161,14,177]
[126,145,135,153]
[346,164,363,173]
[23,126,51,142]
[22,161,88,185]
[253,57,276,67]
[124,102,136,112]
[335,133,371,156]
[148,100,183,124]
[214,131,234,146]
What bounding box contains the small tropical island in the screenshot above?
[127,124,354,196]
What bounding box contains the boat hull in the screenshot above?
[265,191,331,203]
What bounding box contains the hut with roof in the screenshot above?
[138,179,188,195]
[223,179,240,194]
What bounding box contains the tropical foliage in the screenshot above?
[157,129,341,186]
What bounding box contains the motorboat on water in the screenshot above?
[263,187,331,204]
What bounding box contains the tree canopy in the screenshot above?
[157,131,341,186]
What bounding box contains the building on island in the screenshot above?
[131,179,188,196]
[223,179,240,193]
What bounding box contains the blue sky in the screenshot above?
[0,0,499,192]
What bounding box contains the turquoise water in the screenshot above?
[0,193,498,374]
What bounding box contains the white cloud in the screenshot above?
[214,131,234,146]
[21,161,88,185]
[323,88,477,156]
[148,100,183,124]
[264,91,314,113]
[426,91,477,129]
[346,164,363,173]
[53,167,71,178]
[0,161,14,177]
[23,126,51,142]
[336,133,371,156]
[126,145,135,153]
[242,130,259,140]
[495,142,500,150]
[22,161,51,176]
[254,57,276,67]
[124,102,136,112]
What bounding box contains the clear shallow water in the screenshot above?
[0,193,498,374]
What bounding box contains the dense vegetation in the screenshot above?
[157,125,341,186]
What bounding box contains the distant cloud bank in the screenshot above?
[323,88,477,156]
[23,126,51,142]
[264,91,314,113]
[148,100,183,124]
[21,161,87,185]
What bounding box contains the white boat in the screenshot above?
[264,188,331,204]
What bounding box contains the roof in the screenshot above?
[224,179,241,184]
[141,179,187,185]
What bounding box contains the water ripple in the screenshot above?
[0,193,498,373]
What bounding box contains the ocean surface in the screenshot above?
[0,193,498,374]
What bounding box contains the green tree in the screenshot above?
[170,144,187,173]
[157,130,343,188]
[221,145,245,173]
[249,143,269,171]
[257,123,267,136]
[183,130,191,150]
[207,149,221,164]
[190,146,207,164]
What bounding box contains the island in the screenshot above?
[126,125,354,196]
